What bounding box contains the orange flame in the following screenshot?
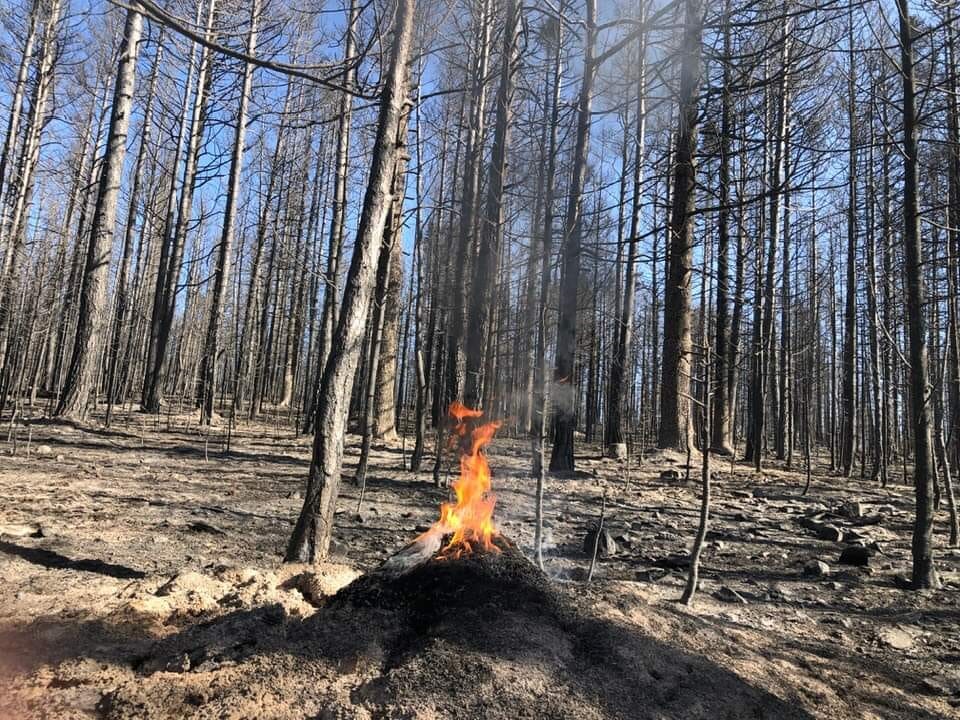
[423,402,502,557]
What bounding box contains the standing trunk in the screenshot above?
[309,0,358,431]
[777,123,793,464]
[199,0,260,424]
[606,21,647,457]
[0,0,40,255]
[410,88,429,470]
[710,1,734,455]
[658,0,703,451]
[0,0,62,364]
[550,0,597,472]
[286,0,415,563]
[749,27,789,468]
[896,0,939,589]
[357,111,411,482]
[106,34,163,426]
[372,214,403,439]
[446,0,492,409]
[56,5,143,418]
[531,5,563,492]
[142,0,216,412]
[840,9,857,477]
[464,0,521,410]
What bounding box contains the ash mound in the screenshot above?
[107,540,810,719]
[329,535,558,622]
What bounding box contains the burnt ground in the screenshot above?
[0,407,958,719]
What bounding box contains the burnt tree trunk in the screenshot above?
[57,4,143,418]
[286,0,415,563]
[896,0,939,589]
[658,0,703,451]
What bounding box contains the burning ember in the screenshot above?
[381,402,502,574]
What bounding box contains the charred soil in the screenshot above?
[0,410,958,718]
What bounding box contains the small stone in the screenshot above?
[798,517,844,542]
[34,444,53,456]
[583,527,618,558]
[817,525,844,542]
[165,653,191,673]
[652,554,689,570]
[635,568,668,582]
[803,560,831,577]
[659,469,681,482]
[879,627,915,650]
[328,539,350,557]
[0,523,42,538]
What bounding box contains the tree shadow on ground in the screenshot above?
[0,540,145,579]
[17,433,310,469]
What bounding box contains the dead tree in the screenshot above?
[464,0,522,409]
[658,0,703,451]
[550,0,597,472]
[895,0,939,589]
[198,0,260,424]
[286,0,416,563]
[56,4,143,418]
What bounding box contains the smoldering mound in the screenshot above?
[111,538,811,720]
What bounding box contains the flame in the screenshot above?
[422,402,502,557]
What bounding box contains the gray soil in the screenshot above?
[0,408,958,719]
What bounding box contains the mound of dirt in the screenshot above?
[102,538,811,719]
[114,563,361,632]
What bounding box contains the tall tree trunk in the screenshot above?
[531,5,563,490]
[658,0,703,451]
[199,0,259,424]
[286,0,415,563]
[840,8,857,477]
[896,0,939,589]
[372,209,403,439]
[57,2,143,418]
[710,0,735,455]
[0,0,62,365]
[410,85,430,471]
[606,20,647,457]
[0,0,40,253]
[446,0,492,410]
[142,0,216,412]
[549,0,597,472]
[309,0,358,430]
[105,33,163,426]
[464,0,521,409]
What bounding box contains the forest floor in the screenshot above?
[0,407,958,719]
